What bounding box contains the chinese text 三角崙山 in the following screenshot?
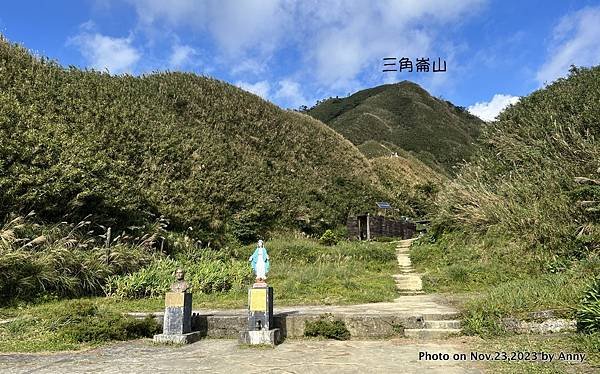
[382,57,447,73]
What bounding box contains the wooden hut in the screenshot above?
[346,213,416,240]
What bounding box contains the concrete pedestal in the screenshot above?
[153,292,195,344]
[239,284,280,346]
[153,331,202,344]
[239,328,281,347]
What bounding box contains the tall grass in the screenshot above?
[412,66,600,342]
[104,235,398,305]
[0,214,155,301]
[433,66,600,258]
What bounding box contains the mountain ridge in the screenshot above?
[307,81,484,173]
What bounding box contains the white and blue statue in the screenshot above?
[249,240,270,283]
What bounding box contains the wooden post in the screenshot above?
[357,218,361,241]
[366,213,370,241]
[105,227,111,265]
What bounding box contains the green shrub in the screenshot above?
[576,277,600,334]
[104,254,252,298]
[47,300,160,343]
[319,230,339,246]
[433,66,600,257]
[304,313,351,340]
[61,314,159,343]
[374,236,395,242]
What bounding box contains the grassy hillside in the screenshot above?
[307,81,483,173]
[412,65,600,352]
[370,154,446,217]
[0,36,398,243]
[434,65,600,255]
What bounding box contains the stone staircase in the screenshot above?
[393,239,462,339]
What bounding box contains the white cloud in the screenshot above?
[127,0,484,86]
[235,80,271,100]
[69,28,140,74]
[110,1,487,107]
[234,79,312,109]
[129,0,287,58]
[274,79,311,109]
[169,44,196,68]
[468,94,520,122]
[537,6,600,85]
[295,1,484,90]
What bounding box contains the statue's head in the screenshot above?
[258,240,264,248]
[175,268,185,281]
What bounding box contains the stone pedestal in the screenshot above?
[239,328,281,347]
[153,292,201,344]
[239,284,281,346]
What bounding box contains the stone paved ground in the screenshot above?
[182,293,459,319]
[0,338,484,373]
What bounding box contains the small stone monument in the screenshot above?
[239,240,281,346]
[153,268,201,344]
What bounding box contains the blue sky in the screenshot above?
[1,0,600,120]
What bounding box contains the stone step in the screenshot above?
[393,274,422,282]
[396,258,412,267]
[394,279,422,287]
[396,290,426,296]
[392,273,419,279]
[404,328,461,339]
[421,312,462,321]
[424,320,462,329]
[395,285,423,291]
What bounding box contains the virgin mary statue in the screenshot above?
[249,240,270,283]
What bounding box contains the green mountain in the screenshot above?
[307,81,484,173]
[0,37,399,242]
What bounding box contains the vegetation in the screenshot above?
[0,36,404,247]
[0,236,397,351]
[0,299,159,352]
[304,313,351,340]
[318,229,339,246]
[307,81,483,173]
[105,236,398,306]
[412,65,600,360]
[0,213,155,301]
[576,277,600,334]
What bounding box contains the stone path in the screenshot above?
[0,338,482,373]
[394,238,424,296]
[392,239,462,339]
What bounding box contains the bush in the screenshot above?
[52,300,160,343]
[433,66,600,258]
[576,277,600,334]
[104,254,253,298]
[319,230,339,246]
[0,216,153,301]
[304,313,351,340]
[374,236,395,242]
